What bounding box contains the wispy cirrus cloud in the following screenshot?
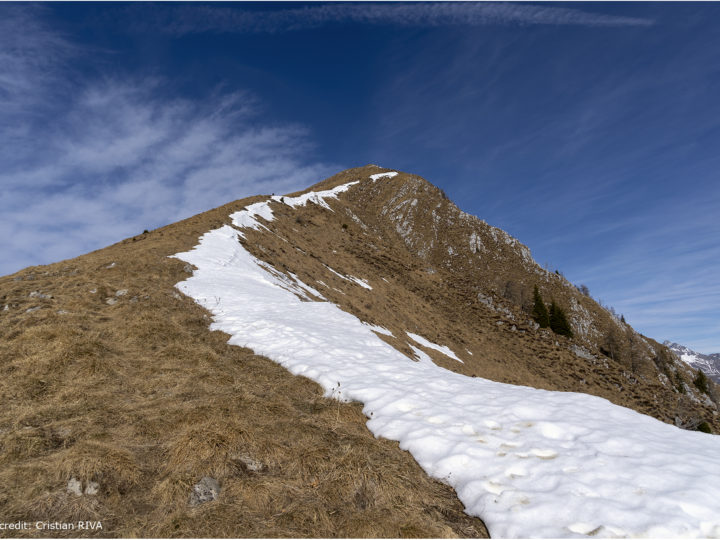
[566,191,720,354]
[0,8,338,276]
[127,2,653,35]
[1,79,338,276]
[0,5,75,117]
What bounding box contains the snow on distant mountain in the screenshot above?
[665,341,720,383]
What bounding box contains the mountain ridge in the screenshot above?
[173,166,720,537]
[1,164,718,537]
[241,165,718,424]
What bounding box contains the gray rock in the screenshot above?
[25,306,41,313]
[233,453,266,473]
[183,264,194,274]
[115,289,128,297]
[29,291,52,299]
[189,477,220,506]
[570,344,595,361]
[105,298,118,305]
[67,477,82,496]
[84,481,100,496]
[477,293,494,308]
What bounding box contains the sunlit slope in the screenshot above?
[174,173,720,537]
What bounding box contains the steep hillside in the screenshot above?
[0,186,487,538]
[1,165,718,537]
[234,165,719,430]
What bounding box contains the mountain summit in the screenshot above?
[665,341,720,384]
[202,165,718,424]
[1,165,719,537]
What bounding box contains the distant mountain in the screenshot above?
[665,341,720,383]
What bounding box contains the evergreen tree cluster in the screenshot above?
[532,286,573,338]
[532,286,550,328]
[694,370,709,394]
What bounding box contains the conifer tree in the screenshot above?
[532,286,550,328]
[694,370,709,394]
[549,300,573,338]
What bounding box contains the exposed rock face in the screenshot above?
[189,476,220,506]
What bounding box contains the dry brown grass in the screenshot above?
[2,164,716,538]
[239,166,718,430]
[0,188,488,538]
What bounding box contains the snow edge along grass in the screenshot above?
[172,177,720,538]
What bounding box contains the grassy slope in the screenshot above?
[239,166,718,431]
[2,164,717,538]
[0,193,487,538]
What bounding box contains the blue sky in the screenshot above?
[1,2,719,353]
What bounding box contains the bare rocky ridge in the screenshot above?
[0,164,717,537]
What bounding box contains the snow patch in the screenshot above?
[233,201,275,230]
[324,265,372,290]
[173,182,720,539]
[363,323,394,337]
[348,276,372,290]
[288,272,326,300]
[232,181,359,231]
[370,171,398,181]
[407,332,463,363]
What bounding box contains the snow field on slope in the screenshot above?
[173,178,720,538]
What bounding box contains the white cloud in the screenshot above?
[0,8,338,276]
[132,3,653,35]
[0,5,74,117]
[567,196,720,353]
[0,78,338,276]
